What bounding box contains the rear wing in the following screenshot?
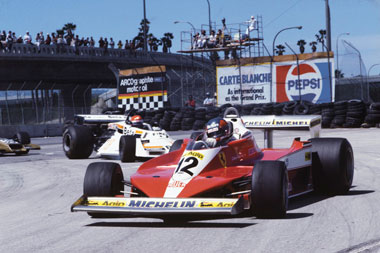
[74,114,127,125]
[241,115,321,148]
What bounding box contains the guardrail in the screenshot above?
[0,43,210,66]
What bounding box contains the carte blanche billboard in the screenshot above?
[216,58,334,105]
[217,64,272,104]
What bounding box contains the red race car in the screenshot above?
[72,108,354,220]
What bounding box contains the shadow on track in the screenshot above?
[86,221,256,228]
[288,187,374,211]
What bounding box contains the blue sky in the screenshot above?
[1,0,380,76]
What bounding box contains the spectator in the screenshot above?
[109,37,115,49]
[0,30,6,50]
[185,95,196,107]
[11,32,17,42]
[124,40,130,50]
[89,37,95,47]
[104,38,108,48]
[98,37,104,48]
[208,30,217,48]
[57,34,65,53]
[23,31,32,44]
[16,36,23,43]
[51,33,57,44]
[45,33,51,45]
[6,31,13,51]
[84,37,89,47]
[192,32,199,49]
[117,40,123,49]
[245,16,256,37]
[216,29,224,47]
[203,92,216,106]
[197,30,207,48]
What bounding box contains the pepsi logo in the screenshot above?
[285,63,322,102]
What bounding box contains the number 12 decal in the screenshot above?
[175,157,199,176]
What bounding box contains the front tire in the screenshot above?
[83,162,124,218]
[62,125,93,159]
[310,138,354,195]
[251,161,288,218]
[119,135,136,162]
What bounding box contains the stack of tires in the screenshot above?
[273,103,285,115]
[205,106,221,121]
[260,103,274,115]
[159,110,176,130]
[181,107,195,130]
[143,110,155,124]
[170,111,183,131]
[344,100,366,128]
[364,102,380,126]
[331,101,347,128]
[294,101,311,115]
[250,104,262,115]
[192,107,207,130]
[151,108,164,126]
[282,101,297,115]
[242,104,255,115]
[309,103,322,115]
[321,102,334,128]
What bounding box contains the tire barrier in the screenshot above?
[114,100,379,130]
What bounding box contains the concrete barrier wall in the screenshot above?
[0,124,63,138]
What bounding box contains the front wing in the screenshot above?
[71,195,244,216]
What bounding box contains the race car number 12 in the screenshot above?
[175,157,198,176]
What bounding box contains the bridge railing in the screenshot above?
[0,43,209,66]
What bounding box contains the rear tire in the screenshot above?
[251,161,288,218]
[62,125,93,159]
[83,162,124,218]
[15,131,30,144]
[309,138,354,195]
[169,139,183,152]
[119,135,136,162]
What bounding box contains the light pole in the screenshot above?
[272,26,302,56]
[174,21,196,50]
[143,0,147,52]
[336,32,349,78]
[206,0,212,34]
[174,21,196,33]
[368,64,380,77]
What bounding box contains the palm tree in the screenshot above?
[62,23,76,37]
[297,39,306,54]
[147,33,160,52]
[275,44,285,55]
[335,69,344,78]
[315,29,326,52]
[133,18,151,50]
[160,33,174,53]
[310,41,317,53]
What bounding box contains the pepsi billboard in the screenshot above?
[276,59,335,103]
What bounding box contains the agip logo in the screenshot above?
[285,63,322,102]
[276,61,332,103]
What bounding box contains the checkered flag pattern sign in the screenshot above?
[117,66,167,111]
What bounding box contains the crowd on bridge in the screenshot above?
[0,29,137,52]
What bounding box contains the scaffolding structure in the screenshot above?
[175,16,264,106]
[177,15,264,59]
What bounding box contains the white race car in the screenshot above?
[63,113,174,162]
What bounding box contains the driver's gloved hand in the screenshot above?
[205,138,217,148]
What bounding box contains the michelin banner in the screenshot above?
[216,58,334,105]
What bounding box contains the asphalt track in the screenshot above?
[1,128,380,253]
